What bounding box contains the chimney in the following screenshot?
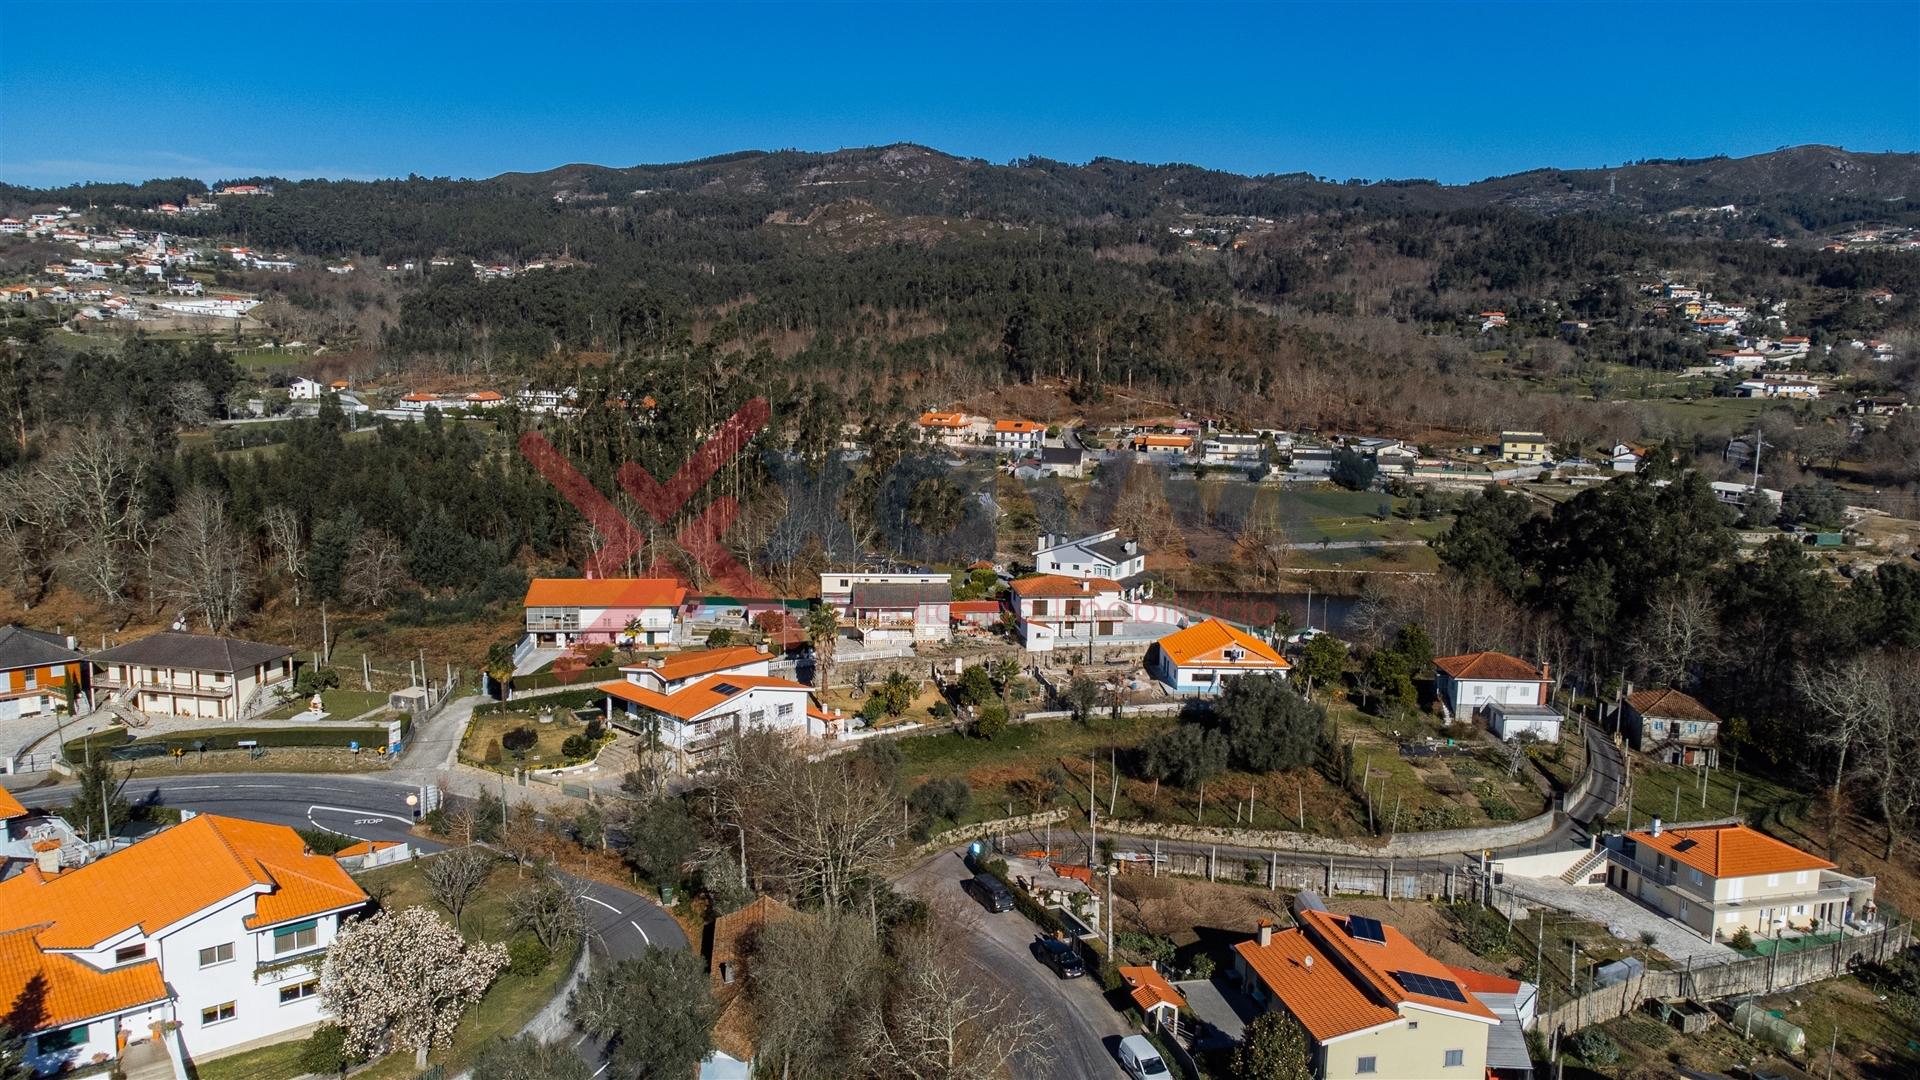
[1124,541,1137,555]
[1651,816,1663,837]
[32,839,60,875]
[756,642,769,654]
[646,656,663,669]
[1256,920,1274,947]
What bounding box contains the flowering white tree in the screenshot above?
[320,905,509,1069]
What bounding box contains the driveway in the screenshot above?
[896,848,1130,1080]
[1502,875,1737,966]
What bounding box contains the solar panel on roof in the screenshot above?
[1392,971,1467,1002]
[1673,838,1699,852]
[1345,916,1385,944]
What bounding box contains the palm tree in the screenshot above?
[805,605,839,690]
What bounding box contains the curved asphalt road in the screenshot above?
[23,772,685,964]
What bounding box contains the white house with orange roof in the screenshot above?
[993,419,1045,453]
[523,577,688,649]
[1234,910,1500,1080]
[1606,821,1877,942]
[395,392,448,414]
[1149,618,1289,692]
[463,390,506,410]
[598,651,841,774]
[1432,652,1549,718]
[0,813,369,1075]
[916,411,978,446]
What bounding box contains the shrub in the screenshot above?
[858,697,886,724]
[507,933,552,976]
[501,727,538,753]
[483,741,503,765]
[909,777,971,825]
[297,828,358,855]
[297,1023,355,1076]
[929,701,953,720]
[706,628,735,647]
[1572,1029,1620,1066]
[1414,804,1471,831]
[974,704,1009,740]
[561,734,592,759]
[1730,926,1754,950]
[583,718,606,741]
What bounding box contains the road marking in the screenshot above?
[580,896,619,912]
[629,920,650,944]
[580,896,651,943]
[305,805,402,841]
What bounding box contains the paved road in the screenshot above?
[896,847,1130,1080]
[22,772,685,961]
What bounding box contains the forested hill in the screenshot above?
[4,143,1917,231]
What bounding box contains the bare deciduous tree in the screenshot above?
[1631,585,1722,689]
[421,845,495,932]
[746,912,884,1080]
[508,872,589,953]
[151,488,252,633]
[261,505,307,607]
[342,528,407,608]
[860,919,1050,1080]
[1796,655,1892,837]
[45,422,149,610]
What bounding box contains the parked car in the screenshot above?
[1117,1034,1170,1079]
[1034,934,1085,978]
[967,872,1014,913]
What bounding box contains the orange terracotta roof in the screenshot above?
[1235,926,1399,1041]
[0,814,367,950]
[1298,910,1497,1023]
[332,840,401,860]
[1009,574,1121,599]
[0,787,25,820]
[1627,823,1832,880]
[1624,688,1721,725]
[465,390,504,401]
[1118,965,1188,1012]
[1134,434,1193,448]
[949,600,1004,616]
[1434,652,1544,682]
[632,646,766,682]
[1156,618,1289,669]
[601,673,813,722]
[524,577,688,609]
[994,419,1044,433]
[1445,965,1521,996]
[401,392,440,402]
[0,927,170,1031]
[919,411,968,428]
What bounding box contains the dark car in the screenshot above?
[967,872,1014,913]
[1035,934,1086,978]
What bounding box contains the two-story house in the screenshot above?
[0,625,88,721]
[817,572,952,643]
[599,665,839,775]
[89,633,293,722]
[523,577,688,649]
[1621,688,1722,767]
[1008,575,1125,651]
[992,419,1045,453]
[1200,434,1266,468]
[1033,530,1146,582]
[1607,821,1877,942]
[1234,911,1500,1080]
[916,411,975,446]
[1150,618,1290,692]
[0,813,369,1076]
[1432,653,1550,719]
[1498,432,1550,464]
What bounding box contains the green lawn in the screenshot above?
[234,350,308,369]
[262,688,392,721]
[1634,396,1791,439]
[1611,759,1802,830]
[460,709,603,772]
[900,710,1179,825]
[189,854,574,1080]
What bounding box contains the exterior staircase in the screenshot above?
[1560,845,1611,885]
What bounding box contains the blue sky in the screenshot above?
[2,0,1915,187]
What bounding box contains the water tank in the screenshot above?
[1731,1002,1805,1056]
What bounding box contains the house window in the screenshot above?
[1767,874,1779,887]
[1357,1057,1378,1074]
[273,920,318,955]
[776,702,794,718]
[1445,1049,1465,1068]
[200,1002,237,1025]
[199,942,234,967]
[23,669,36,690]
[1407,1021,1419,1030]
[1795,871,1809,885]
[278,979,320,1004]
[37,1025,88,1052]
[1032,600,1048,616]
[114,944,147,964]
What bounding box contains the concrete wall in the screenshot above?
[1537,921,1912,1037]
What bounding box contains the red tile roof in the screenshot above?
[1118,965,1188,1012]
[0,927,169,1031]
[0,814,367,948]
[919,411,968,428]
[1009,574,1120,599]
[1627,823,1833,880]
[1156,618,1289,670]
[0,787,25,820]
[524,577,688,609]
[949,600,1004,616]
[1434,652,1545,682]
[1624,688,1721,725]
[600,673,813,722]
[994,419,1044,433]
[634,646,766,683]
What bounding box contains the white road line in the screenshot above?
[580,896,620,912]
[579,896,650,943]
[161,785,217,790]
[629,920,650,943]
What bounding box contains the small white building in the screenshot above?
[1200,434,1266,468]
[287,377,325,400]
[1433,652,1550,718]
[993,419,1045,453]
[1149,618,1290,693]
[1485,701,1563,743]
[0,814,369,1075]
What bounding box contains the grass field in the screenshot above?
[262,688,391,721]
[233,349,308,369]
[1635,396,1790,439]
[1609,758,1802,830]
[460,709,601,771]
[187,855,572,1080]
